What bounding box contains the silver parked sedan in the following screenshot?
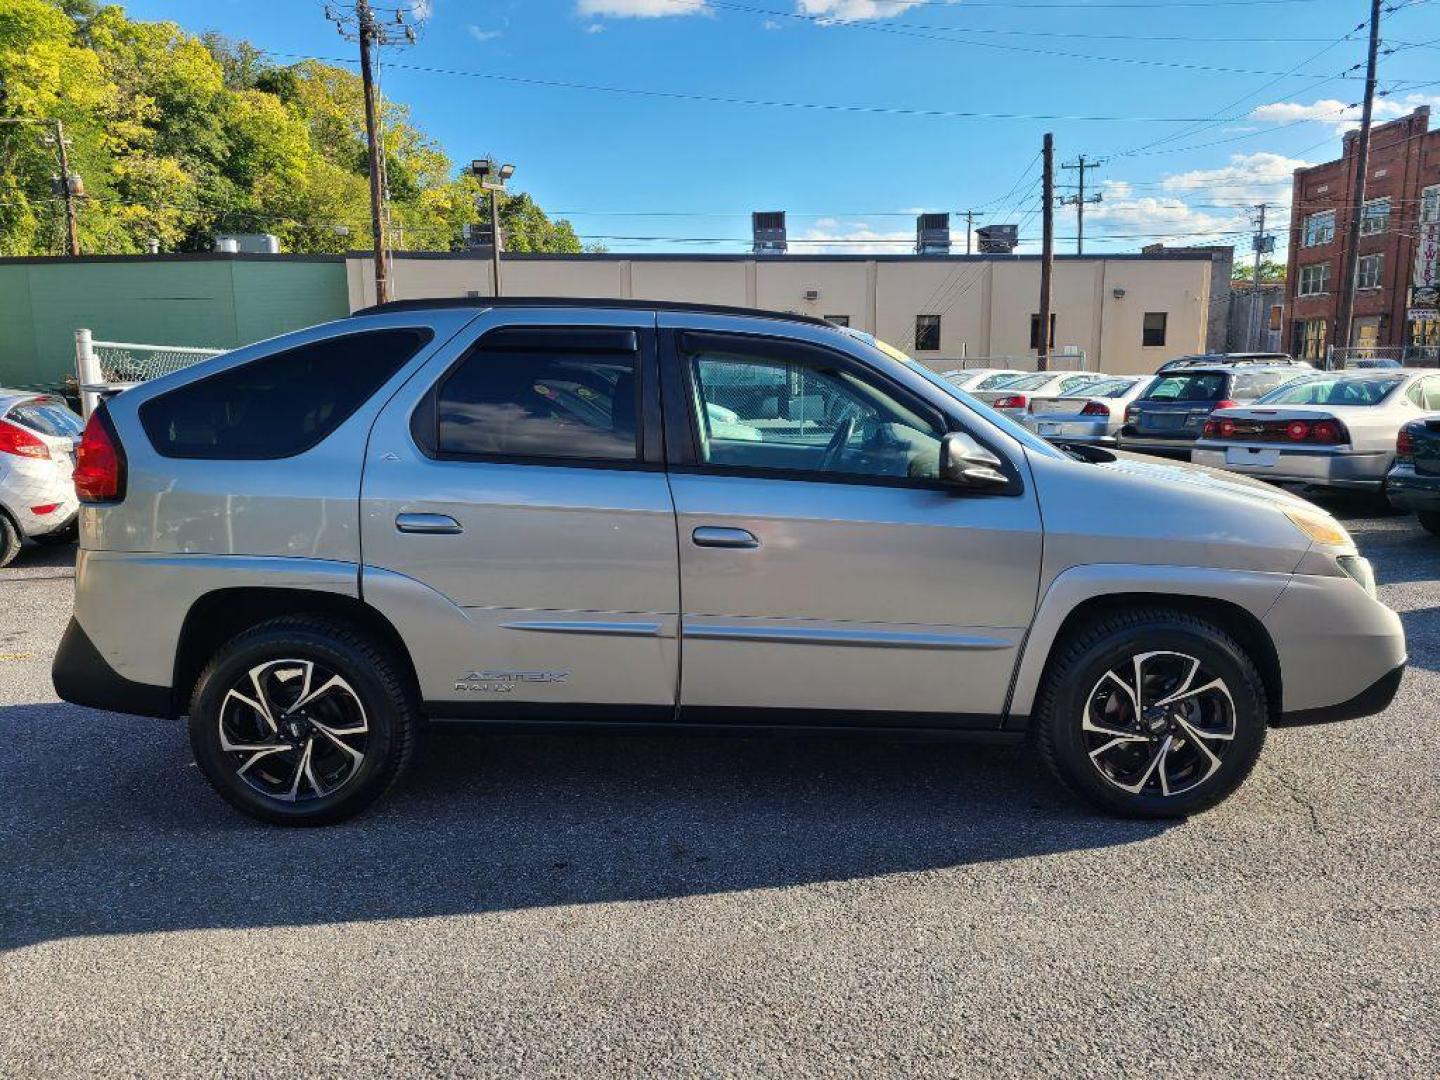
[944,368,1026,392]
[1192,369,1440,491]
[1021,376,1152,446]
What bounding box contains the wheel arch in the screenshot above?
[1006,565,1290,725]
[172,587,420,716]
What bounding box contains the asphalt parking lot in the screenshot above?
[2,498,1437,1078]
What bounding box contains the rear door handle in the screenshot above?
[396,512,463,535]
[692,526,760,549]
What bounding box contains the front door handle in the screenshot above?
[396,512,463,535]
[692,526,760,549]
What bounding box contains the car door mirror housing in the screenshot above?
[939,431,1008,489]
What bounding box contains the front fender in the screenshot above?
[1004,563,1292,723]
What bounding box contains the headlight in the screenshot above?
[1283,506,1351,548]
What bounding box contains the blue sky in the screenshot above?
[125,0,1440,254]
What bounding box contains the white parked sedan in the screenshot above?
[1022,376,1153,446]
[0,389,85,566]
[1191,369,1440,492]
[940,367,1026,391]
[970,370,1110,421]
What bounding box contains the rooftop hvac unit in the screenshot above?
[976,224,1019,254]
[213,233,281,255]
[462,222,496,250]
[915,213,951,255]
[752,211,787,255]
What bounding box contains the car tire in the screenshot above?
[188,616,417,826]
[0,513,21,569]
[1418,510,1440,537]
[1034,608,1267,819]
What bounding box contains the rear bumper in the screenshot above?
[1115,433,1196,459]
[1192,445,1389,490]
[52,617,173,719]
[1385,463,1440,512]
[1023,418,1116,445]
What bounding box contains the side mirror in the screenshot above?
[939,431,1008,489]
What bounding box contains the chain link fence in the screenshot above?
[74,329,224,417]
[1326,345,1440,370]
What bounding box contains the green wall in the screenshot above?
[0,256,349,390]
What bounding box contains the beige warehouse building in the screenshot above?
[346,250,1222,376]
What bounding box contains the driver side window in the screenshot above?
[684,338,944,481]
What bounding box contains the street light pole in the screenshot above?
[469,159,515,297]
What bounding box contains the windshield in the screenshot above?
[1256,375,1403,406]
[974,372,1027,391]
[1142,372,1227,402]
[996,373,1055,392]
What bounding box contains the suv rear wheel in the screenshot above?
[1035,608,1267,818]
[188,617,417,825]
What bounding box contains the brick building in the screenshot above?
[1284,105,1440,363]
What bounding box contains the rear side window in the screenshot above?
[433,328,640,461]
[1232,371,1294,400]
[140,329,431,460]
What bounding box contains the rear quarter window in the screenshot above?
[1231,371,1294,400]
[1143,373,1226,402]
[139,328,431,460]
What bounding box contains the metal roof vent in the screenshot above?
[976,224,1019,254]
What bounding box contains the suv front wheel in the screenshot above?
[188,617,417,825]
[1035,608,1268,818]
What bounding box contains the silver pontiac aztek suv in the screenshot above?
[54,300,1407,825]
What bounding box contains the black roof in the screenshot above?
[350,295,836,327]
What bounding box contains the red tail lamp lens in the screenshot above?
[1312,421,1341,443]
[1080,401,1111,417]
[74,408,126,503]
[1397,427,1415,460]
[992,395,1028,410]
[1286,420,1311,442]
[1219,419,1237,438]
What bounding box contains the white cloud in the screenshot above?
[585,22,607,33]
[792,217,913,254]
[762,18,784,29]
[1251,93,1440,135]
[468,25,504,42]
[575,0,709,17]
[1161,151,1307,203]
[796,1,930,21]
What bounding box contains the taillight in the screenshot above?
[1124,404,1140,423]
[1286,420,1311,442]
[992,394,1028,410]
[1396,426,1415,461]
[1213,399,1239,411]
[74,406,126,503]
[0,419,50,459]
[1219,419,1237,438]
[1202,419,1218,438]
[1311,420,1346,444]
[1080,401,1110,417]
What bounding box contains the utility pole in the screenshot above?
[963,209,975,255]
[2,118,83,256]
[325,1,420,306]
[1248,202,1273,350]
[1335,0,1383,367]
[1059,154,1103,255]
[52,121,81,257]
[1038,132,1055,372]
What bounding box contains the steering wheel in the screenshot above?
[819,414,857,472]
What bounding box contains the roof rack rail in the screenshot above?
[349,295,836,327]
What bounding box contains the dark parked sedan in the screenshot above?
[1386,416,1440,536]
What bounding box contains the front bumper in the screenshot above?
[1385,462,1440,512]
[1192,443,1390,490]
[1264,570,1407,723]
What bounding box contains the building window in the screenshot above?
[1297,262,1331,297]
[1142,311,1168,347]
[1302,210,1335,247]
[1359,197,1390,236]
[1357,253,1383,290]
[1269,305,1283,332]
[914,314,941,351]
[823,315,850,327]
[1293,318,1327,361]
[1029,313,1056,350]
[1422,185,1440,225]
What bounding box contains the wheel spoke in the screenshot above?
[1100,669,1139,715]
[280,738,315,802]
[1155,677,1235,718]
[312,720,365,766]
[1174,717,1225,783]
[236,745,293,778]
[1113,735,1173,795]
[1088,733,1149,763]
[287,673,356,717]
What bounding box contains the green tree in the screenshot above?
[1233,259,1286,284]
[0,2,583,257]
